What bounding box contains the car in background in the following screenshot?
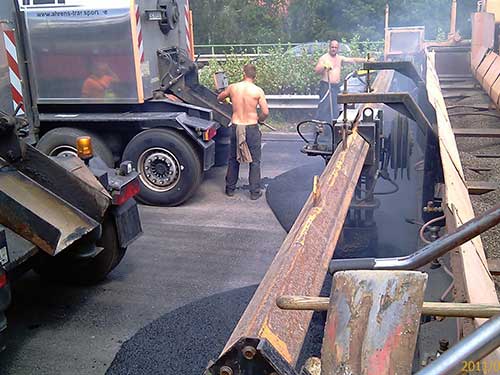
[285,42,351,57]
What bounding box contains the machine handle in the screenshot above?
[328,258,376,274]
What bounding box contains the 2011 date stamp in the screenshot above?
[462,360,500,374]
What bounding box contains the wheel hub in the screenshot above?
[138,148,181,192]
[50,145,78,159]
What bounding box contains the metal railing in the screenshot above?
[265,95,318,109]
[194,42,300,55]
[194,43,293,64]
[194,41,385,63]
[195,41,384,55]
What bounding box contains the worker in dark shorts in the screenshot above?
[314,40,370,122]
[217,64,269,200]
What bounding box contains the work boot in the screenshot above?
[225,187,235,197]
[250,191,262,200]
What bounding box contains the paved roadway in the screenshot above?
[0,133,316,375]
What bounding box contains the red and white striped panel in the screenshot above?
[3,30,24,114]
[135,4,144,63]
[184,0,193,60]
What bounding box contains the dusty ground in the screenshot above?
[445,89,500,256]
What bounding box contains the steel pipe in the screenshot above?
[415,314,500,375]
[329,203,500,273]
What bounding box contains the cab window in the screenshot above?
[21,0,65,6]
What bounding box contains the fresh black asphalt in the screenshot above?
[107,285,258,375]
[106,284,331,375]
[1,132,422,374]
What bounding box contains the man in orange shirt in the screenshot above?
[81,62,119,98]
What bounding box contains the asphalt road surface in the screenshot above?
[0,133,320,375]
[0,131,422,374]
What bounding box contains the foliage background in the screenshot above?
[199,38,383,94]
[191,0,477,45]
[192,0,477,128]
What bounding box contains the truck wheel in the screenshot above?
[122,129,202,206]
[34,216,126,285]
[37,127,114,167]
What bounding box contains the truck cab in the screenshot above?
[2,0,231,207]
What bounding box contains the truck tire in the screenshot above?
[33,216,126,285]
[122,129,202,206]
[37,127,114,167]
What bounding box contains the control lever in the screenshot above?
[329,203,500,273]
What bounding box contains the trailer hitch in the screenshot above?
[0,111,23,163]
[329,203,500,273]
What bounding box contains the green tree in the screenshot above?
[286,0,476,42]
[191,0,477,46]
[191,0,288,45]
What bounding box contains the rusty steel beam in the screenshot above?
[206,131,369,375]
[206,69,395,375]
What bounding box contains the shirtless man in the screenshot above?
[314,40,369,122]
[217,64,269,200]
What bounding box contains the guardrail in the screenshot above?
[195,41,385,64]
[197,53,268,64]
[265,95,318,109]
[195,41,384,55]
[195,43,301,56]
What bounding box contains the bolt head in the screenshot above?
[439,338,449,348]
[219,366,233,375]
[242,345,257,360]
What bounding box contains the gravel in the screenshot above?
[444,87,500,292]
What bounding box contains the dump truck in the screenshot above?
[0,76,143,352]
[0,117,143,351]
[0,0,232,207]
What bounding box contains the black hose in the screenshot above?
[296,119,333,146]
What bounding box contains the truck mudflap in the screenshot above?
[111,199,142,249]
[173,111,217,171]
[0,266,10,352]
